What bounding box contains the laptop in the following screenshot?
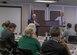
[68,35,77,44]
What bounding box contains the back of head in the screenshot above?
[50,26,60,37]
[5,20,11,28]
[27,23,36,33]
[5,20,10,24]
[25,28,33,37]
[2,22,10,28]
[9,23,16,28]
[67,23,72,28]
[75,24,77,28]
[75,24,77,32]
[2,23,6,28]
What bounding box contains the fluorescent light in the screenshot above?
[35,0,57,3]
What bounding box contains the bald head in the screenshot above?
[60,12,64,16]
[32,14,36,20]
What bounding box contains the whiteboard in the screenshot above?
[0,6,22,34]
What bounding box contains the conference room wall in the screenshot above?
[30,3,77,28]
[21,4,77,33]
[0,3,77,33]
[64,6,76,28]
[0,4,30,33]
[22,4,30,33]
[49,5,77,28]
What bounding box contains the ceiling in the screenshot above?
[0,0,77,6]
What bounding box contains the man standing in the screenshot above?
[1,23,17,49]
[55,12,66,27]
[28,14,39,26]
[28,14,39,36]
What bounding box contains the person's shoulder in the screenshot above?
[0,26,3,29]
[0,27,4,32]
[44,40,59,45]
[28,19,32,21]
[31,37,38,41]
[31,37,40,43]
[43,40,53,45]
[28,19,33,22]
[1,28,12,37]
[2,28,8,32]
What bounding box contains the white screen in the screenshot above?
[0,6,21,34]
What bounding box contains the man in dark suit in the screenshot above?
[28,14,39,25]
[1,23,17,49]
[28,14,39,36]
[41,26,71,55]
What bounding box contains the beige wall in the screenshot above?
[31,4,77,28]
[22,4,30,32]
[64,6,76,28]
[2,3,76,33]
[0,3,77,32]
[0,4,30,33]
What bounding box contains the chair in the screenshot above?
[17,48,33,55]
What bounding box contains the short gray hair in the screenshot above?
[50,26,60,37]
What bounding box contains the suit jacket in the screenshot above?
[1,28,16,48]
[41,39,70,55]
[28,19,39,26]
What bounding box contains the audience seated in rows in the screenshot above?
[0,23,17,49]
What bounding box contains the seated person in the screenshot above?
[0,23,6,38]
[18,23,41,55]
[0,21,11,38]
[28,14,39,36]
[62,23,76,41]
[74,24,77,34]
[1,23,17,49]
[41,26,71,55]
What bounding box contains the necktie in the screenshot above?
[61,16,63,26]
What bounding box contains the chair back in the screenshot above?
[18,48,33,55]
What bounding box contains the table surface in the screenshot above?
[15,35,77,55]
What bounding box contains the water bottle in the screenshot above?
[44,32,48,41]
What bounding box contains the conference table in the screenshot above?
[15,35,77,55]
[38,36,77,55]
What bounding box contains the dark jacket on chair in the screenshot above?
[41,39,70,55]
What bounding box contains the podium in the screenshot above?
[37,20,59,36]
